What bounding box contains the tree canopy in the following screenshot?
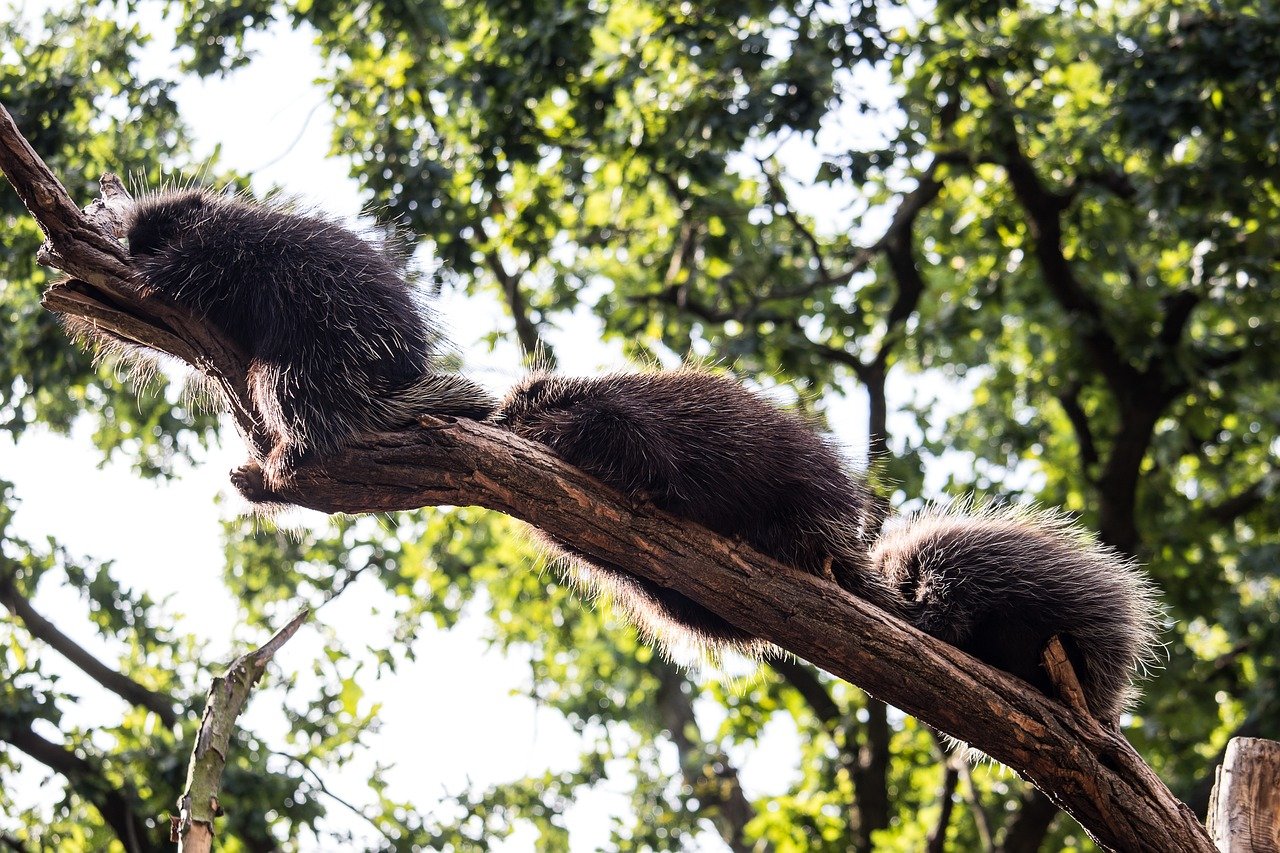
[1,0,1277,850]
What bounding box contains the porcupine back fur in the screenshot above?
[496,368,901,656]
[73,188,494,488]
[871,502,1163,722]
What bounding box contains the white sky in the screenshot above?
[0,2,970,849]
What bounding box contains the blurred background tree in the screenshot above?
[1,0,1276,850]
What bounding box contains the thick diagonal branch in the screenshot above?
[0,104,269,461]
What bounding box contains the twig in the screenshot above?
[1042,635,1092,718]
[269,749,399,848]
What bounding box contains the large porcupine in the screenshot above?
[498,369,1162,721]
[872,504,1163,723]
[76,188,495,498]
[495,369,903,655]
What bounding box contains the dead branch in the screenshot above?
[1042,635,1092,718]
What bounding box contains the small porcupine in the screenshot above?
[75,188,494,498]
[872,503,1163,723]
[495,369,903,655]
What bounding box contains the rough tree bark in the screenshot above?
[1206,738,1280,853]
[0,102,1219,853]
[172,610,309,853]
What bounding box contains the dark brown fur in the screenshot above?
[496,369,899,655]
[873,505,1162,723]
[68,188,494,499]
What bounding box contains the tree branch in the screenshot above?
[0,102,1217,853]
[269,749,400,849]
[0,722,157,853]
[956,760,997,852]
[0,832,31,853]
[770,658,840,724]
[0,573,179,728]
[194,425,1221,852]
[1201,467,1280,525]
[926,762,960,853]
[172,608,309,852]
[999,787,1060,853]
[654,661,756,853]
[1055,382,1101,473]
[769,658,880,849]
[1156,290,1202,351]
[759,158,832,281]
[483,250,553,366]
[984,83,1140,400]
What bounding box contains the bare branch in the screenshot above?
[269,749,400,849]
[172,608,310,852]
[663,218,699,290]
[1043,635,1092,718]
[241,422,1209,851]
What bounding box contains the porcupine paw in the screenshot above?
[230,460,277,504]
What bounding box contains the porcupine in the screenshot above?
[872,503,1162,723]
[497,369,1162,721]
[69,188,495,500]
[495,368,901,656]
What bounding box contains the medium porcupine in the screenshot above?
[74,188,494,498]
[871,503,1163,723]
[495,369,903,655]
